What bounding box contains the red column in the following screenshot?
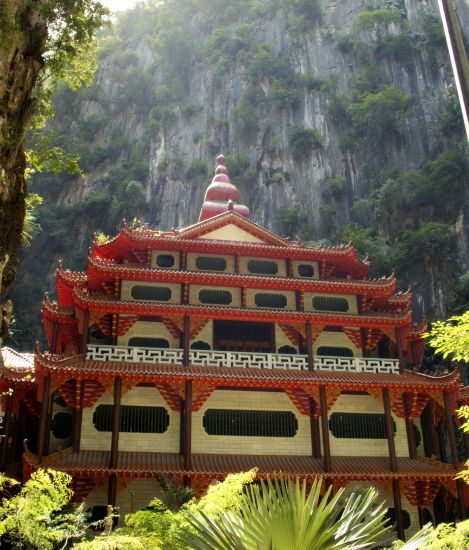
[395,328,405,373]
[73,380,85,454]
[38,374,51,465]
[108,377,122,508]
[319,386,331,473]
[0,390,14,469]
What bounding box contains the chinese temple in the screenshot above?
[1,154,468,539]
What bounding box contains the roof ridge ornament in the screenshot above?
[198,153,250,222]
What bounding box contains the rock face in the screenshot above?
[9,0,469,348]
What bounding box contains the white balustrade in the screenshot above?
[86,345,399,373]
[86,345,183,365]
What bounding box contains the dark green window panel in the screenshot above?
[255,293,287,308]
[131,285,172,301]
[329,412,395,439]
[199,289,232,305]
[298,264,314,277]
[93,405,169,433]
[156,254,175,268]
[203,409,298,437]
[312,296,349,312]
[247,260,279,275]
[196,256,227,271]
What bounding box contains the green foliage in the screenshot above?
[186,159,209,182]
[0,469,87,549]
[22,194,44,246]
[353,8,400,36]
[275,205,312,239]
[416,520,469,549]
[181,477,392,550]
[288,127,322,158]
[323,176,347,201]
[426,311,469,363]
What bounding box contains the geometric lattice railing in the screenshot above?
[86,345,400,373]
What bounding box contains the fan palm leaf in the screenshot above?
[180,476,392,550]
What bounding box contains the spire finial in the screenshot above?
[217,154,225,165]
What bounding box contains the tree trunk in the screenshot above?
[0,2,47,343]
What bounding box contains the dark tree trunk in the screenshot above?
[0,2,46,342]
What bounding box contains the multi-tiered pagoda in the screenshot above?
[1,155,467,538]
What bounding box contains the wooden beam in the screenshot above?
[109,377,122,470]
[319,386,331,473]
[305,320,313,371]
[81,309,90,355]
[405,417,417,459]
[443,390,467,519]
[392,479,405,541]
[310,408,321,459]
[108,473,117,508]
[184,380,192,471]
[44,394,54,455]
[0,390,14,469]
[38,374,51,465]
[382,388,397,472]
[395,328,404,373]
[183,315,190,367]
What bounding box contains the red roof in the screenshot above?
[35,351,460,392]
[25,449,457,481]
[0,347,35,384]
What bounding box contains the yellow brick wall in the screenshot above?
[328,394,408,457]
[80,386,179,453]
[245,289,296,310]
[189,285,241,307]
[340,482,420,538]
[239,256,286,277]
[304,292,358,314]
[117,320,179,348]
[187,252,235,273]
[192,390,311,455]
[313,331,360,356]
[150,250,180,270]
[120,281,181,304]
[117,478,164,519]
[291,260,319,279]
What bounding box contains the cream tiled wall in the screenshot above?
[80,386,179,453]
[192,389,311,455]
[187,252,235,273]
[328,394,408,457]
[340,482,420,538]
[239,256,287,277]
[189,284,241,307]
[313,331,360,356]
[202,224,265,242]
[117,320,180,348]
[245,289,296,310]
[150,250,179,270]
[304,292,358,314]
[117,478,164,518]
[121,281,181,303]
[291,260,319,279]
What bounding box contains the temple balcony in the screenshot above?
[85,344,400,374]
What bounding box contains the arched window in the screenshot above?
[329,413,395,439]
[93,405,170,433]
[203,409,298,437]
[191,340,211,350]
[51,412,73,439]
